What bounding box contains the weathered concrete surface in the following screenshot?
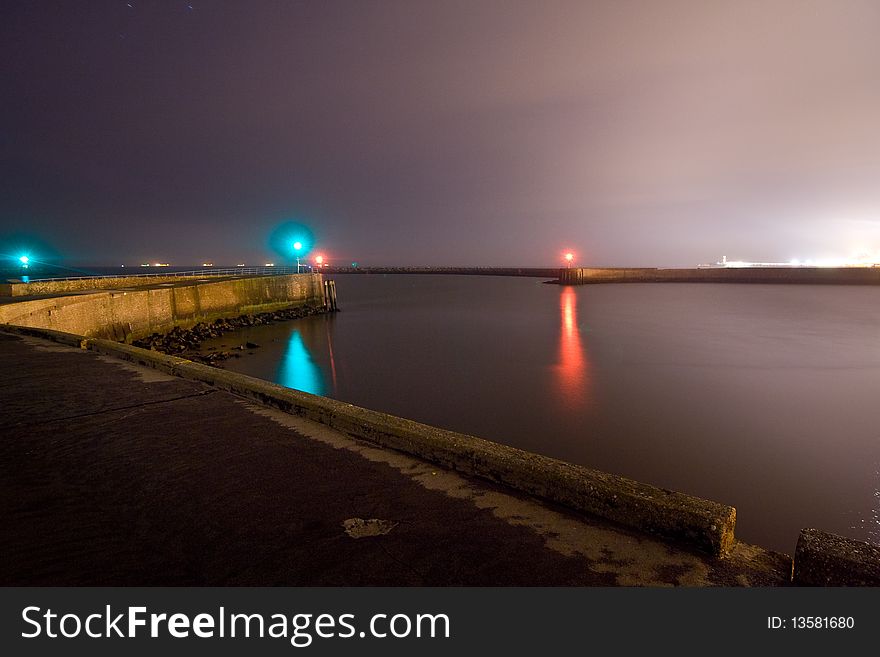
[0,330,790,585]
[0,274,323,342]
[7,326,736,557]
[793,529,880,586]
[558,266,880,285]
[0,274,215,297]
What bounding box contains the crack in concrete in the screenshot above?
[7,390,218,429]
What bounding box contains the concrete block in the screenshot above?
[793,528,880,586]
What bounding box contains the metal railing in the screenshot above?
[26,266,305,283]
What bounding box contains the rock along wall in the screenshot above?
[0,274,324,342]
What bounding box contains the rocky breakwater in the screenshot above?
[132,304,330,366]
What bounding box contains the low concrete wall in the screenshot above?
[558,267,880,285]
[0,274,210,297]
[0,274,324,342]
[3,325,737,557]
[793,529,880,586]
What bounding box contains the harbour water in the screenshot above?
[200,274,880,555]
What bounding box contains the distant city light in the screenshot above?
[265,262,276,267]
[201,262,214,267]
[704,254,880,269]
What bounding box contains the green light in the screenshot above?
[293,241,303,251]
[19,255,29,264]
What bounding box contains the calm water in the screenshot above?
[201,275,880,554]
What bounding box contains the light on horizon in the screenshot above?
[714,254,880,268]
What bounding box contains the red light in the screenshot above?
[315,255,324,265]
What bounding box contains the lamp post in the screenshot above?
[18,255,30,282]
[564,252,574,268]
[293,241,303,272]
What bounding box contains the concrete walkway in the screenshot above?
[0,331,791,586]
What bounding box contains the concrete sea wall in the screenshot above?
[558,266,880,285]
[0,274,214,297]
[0,273,324,342]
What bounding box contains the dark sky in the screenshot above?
[3,1,880,267]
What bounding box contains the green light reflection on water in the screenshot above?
[277,330,324,395]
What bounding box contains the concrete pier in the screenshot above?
[0,273,324,342]
[0,329,790,586]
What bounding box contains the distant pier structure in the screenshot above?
[558,266,880,285]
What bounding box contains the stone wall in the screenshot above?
[0,274,324,341]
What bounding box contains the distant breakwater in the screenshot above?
[558,266,880,285]
[326,267,560,278]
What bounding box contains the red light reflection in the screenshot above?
[557,286,591,408]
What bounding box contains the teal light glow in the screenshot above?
[268,221,316,260]
[19,255,29,264]
[277,330,324,395]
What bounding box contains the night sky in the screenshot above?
[3,0,880,267]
